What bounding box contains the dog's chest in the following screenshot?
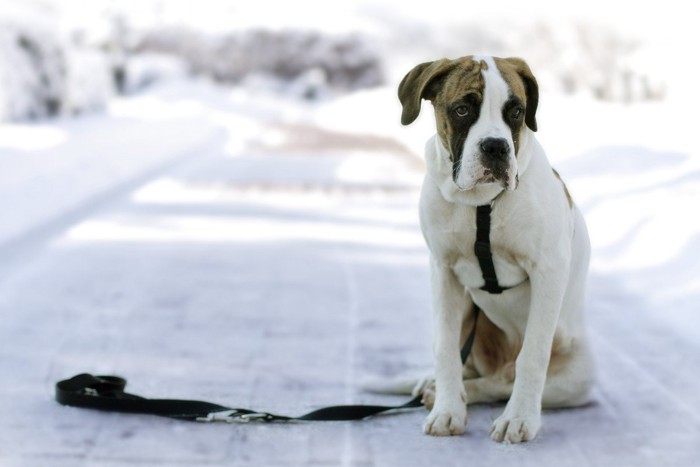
[421,201,528,291]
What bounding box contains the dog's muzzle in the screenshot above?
[477,137,516,189]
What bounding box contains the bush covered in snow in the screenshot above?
[0,9,116,122]
[0,14,66,121]
[133,28,384,99]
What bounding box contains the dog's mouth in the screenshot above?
[452,159,518,192]
[476,169,498,184]
[455,172,508,192]
[475,165,517,191]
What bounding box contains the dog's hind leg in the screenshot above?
[423,344,594,410]
[539,339,595,409]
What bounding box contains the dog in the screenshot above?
[398,55,595,443]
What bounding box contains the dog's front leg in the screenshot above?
[423,261,469,436]
[490,265,567,443]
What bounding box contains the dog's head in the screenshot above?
[399,56,538,192]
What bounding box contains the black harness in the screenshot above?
[474,203,522,294]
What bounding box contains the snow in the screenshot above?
[62,48,115,115]
[1,1,700,465]
[122,53,190,94]
[1,74,699,465]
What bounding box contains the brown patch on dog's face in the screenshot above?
[494,57,538,133]
[398,56,489,182]
[493,58,539,157]
[430,58,487,175]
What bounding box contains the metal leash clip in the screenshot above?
[196,410,271,423]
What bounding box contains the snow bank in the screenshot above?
[0,80,223,246]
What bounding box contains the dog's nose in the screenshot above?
[480,138,510,158]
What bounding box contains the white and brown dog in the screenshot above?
[398,55,595,443]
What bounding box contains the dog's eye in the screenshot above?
[455,105,469,117]
[510,107,523,120]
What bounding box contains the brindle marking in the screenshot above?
[493,57,539,133]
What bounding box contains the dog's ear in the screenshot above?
[505,57,539,132]
[398,59,453,126]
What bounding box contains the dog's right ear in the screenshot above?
[398,59,453,126]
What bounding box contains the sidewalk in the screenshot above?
[0,116,435,466]
[1,92,700,466]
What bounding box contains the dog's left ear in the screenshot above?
[398,59,453,126]
[505,57,539,132]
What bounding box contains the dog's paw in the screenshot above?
[423,407,467,436]
[421,381,436,410]
[411,375,435,398]
[490,410,541,443]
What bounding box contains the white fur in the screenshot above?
[418,58,594,442]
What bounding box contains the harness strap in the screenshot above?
[475,204,510,294]
[55,308,481,424]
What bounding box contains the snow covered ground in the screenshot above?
[1,72,699,466]
[1,0,700,464]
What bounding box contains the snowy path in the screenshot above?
[1,89,700,466]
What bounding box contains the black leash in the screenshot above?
[55,374,424,422]
[55,308,480,424]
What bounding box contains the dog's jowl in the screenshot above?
[399,56,594,443]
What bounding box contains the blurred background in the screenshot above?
[1,0,699,465]
[1,0,696,118]
[1,0,697,332]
